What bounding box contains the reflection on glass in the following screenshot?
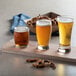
[36,19,52,50]
[57,64,65,76]
[57,16,73,54]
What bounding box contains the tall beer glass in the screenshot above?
[36,19,52,50]
[14,26,29,48]
[57,16,73,53]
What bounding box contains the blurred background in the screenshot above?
[0,0,76,47]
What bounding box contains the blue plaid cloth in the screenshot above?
[10,13,31,33]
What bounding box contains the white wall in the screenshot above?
[0,0,76,46]
[1,0,75,17]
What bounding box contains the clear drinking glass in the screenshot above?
[14,26,29,48]
[57,16,73,53]
[36,19,52,50]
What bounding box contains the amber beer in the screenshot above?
[57,16,73,53]
[36,19,52,50]
[14,26,29,47]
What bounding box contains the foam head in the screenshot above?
[57,16,73,23]
[36,19,52,26]
[14,26,29,32]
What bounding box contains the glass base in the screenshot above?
[37,45,49,50]
[15,44,27,48]
[57,46,71,54]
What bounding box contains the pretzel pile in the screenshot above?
[26,15,58,34]
[26,58,56,69]
[26,15,51,28]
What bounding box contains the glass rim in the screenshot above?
[56,16,73,23]
[36,19,52,26]
[14,26,29,32]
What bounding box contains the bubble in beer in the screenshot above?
[36,19,52,26]
[14,26,29,47]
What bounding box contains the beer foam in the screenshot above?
[36,19,52,26]
[14,26,29,32]
[57,16,73,23]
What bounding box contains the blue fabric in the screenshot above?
[10,13,31,33]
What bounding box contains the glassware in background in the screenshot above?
[36,19,52,50]
[14,26,29,48]
[57,16,73,53]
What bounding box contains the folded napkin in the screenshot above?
[10,13,31,33]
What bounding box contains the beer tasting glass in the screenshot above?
[57,16,73,53]
[14,26,29,48]
[36,19,52,50]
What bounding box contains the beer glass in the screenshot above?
[57,16,73,53]
[14,26,29,48]
[36,19,52,50]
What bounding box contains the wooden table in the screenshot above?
[1,36,76,63]
[0,36,76,76]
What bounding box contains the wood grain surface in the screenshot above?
[1,36,76,63]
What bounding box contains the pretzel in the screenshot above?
[27,15,50,28]
[26,58,56,69]
[26,58,39,63]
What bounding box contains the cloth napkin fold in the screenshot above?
[10,13,31,33]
